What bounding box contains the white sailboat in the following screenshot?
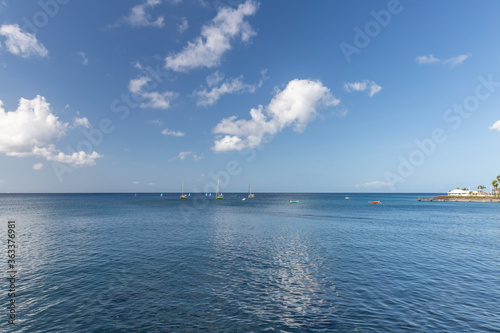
[216,178,223,200]
[248,178,255,198]
[180,178,187,199]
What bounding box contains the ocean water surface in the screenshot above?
[1,193,499,332]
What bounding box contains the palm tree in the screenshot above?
[494,179,499,196]
[477,185,486,196]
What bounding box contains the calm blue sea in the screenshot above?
[1,193,499,332]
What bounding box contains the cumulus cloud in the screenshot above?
[115,0,164,28]
[0,96,67,154]
[354,180,391,188]
[212,79,339,152]
[344,80,382,97]
[489,120,500,132]
[31,145,101,166]
[0,96,101,167]
[0,24,48,58]
[74,117,91,128]
[415,53,470,68]
[195,70,267,106]
[129,76,178,109]
[165,0,258,72]
[169,151,204,161]
[161,128,184,136]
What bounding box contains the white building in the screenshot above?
[447,188,470,196]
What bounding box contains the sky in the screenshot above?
[0,0,500,193]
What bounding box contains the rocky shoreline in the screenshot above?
[418,195,500,202]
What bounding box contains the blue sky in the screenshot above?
[0,0,499,193]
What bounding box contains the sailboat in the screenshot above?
[216,178,223,200]
[248,178,255,199]
[180,178,187,199]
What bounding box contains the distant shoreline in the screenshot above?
[419,195,500,202]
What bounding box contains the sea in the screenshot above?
[0,193,499,332]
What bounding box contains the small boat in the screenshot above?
[160,192,163,197]
[288,200,299,203]
[180,178,187,199]
[216,178,223,200]
[248,178,255,199]
[242,198,246,201]
[369,201,380,204]
[345,197,350,199]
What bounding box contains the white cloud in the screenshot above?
[178,17,189,33]
[74,117,91,128]
[212,79,339,152]
[161,128,185,136]
[31,145,101,167]
[443,54,470,68]
[165,0,258,72]
[489,120,500,132]
[344,80,382,97]
[178,151,192,160]
[148,119,163,126]
[133,181,140,184]
[0,24,48,58]
[193,154,204,161]
[195,70,267,106]
[355,180,391,188]
[169,151,204,161]
[415,54,440,64]
[0,96,67,154]
[78,51,88,65]
[32,162,44,170]
[148,182,155,186]
[129,76,178,109]
[206,71,225,86]
[0,96,101,167]
[122,0,164,28]
[416,53,470,68]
